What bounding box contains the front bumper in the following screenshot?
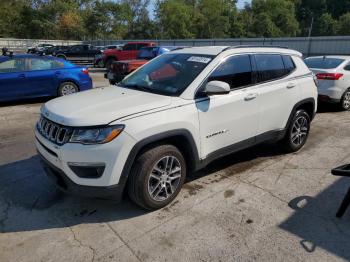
[39,151,125,200]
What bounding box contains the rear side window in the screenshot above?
[208,55,253,89]
[282,55,296,74]
[304,57,344,69]
[123,44,137,51]
[255,54,286,82]
[27,58,65,71]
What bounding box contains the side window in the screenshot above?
[123,44,137,51]
[282,55,296,74]
[71,46,82,52]
[137,43,148,50]
[0,58,26,73]
[344,63,350,71]
[27,58,64,71]
[208,55,253,89]
[255,54,286,82]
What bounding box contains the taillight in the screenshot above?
[316,73,343,80]
[81,68,89,75]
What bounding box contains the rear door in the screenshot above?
[253,54,300,136]
[0,58,27,100]
[24,57,64,96]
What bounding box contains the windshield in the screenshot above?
[119,53,214,96]
[305,57,344,69]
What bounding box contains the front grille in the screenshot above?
[37,116,73,145]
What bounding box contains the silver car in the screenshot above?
[305,56,350,110]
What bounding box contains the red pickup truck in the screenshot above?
[102,42,156,68]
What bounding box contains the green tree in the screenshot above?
[250,0,299,37]
[314,13,338,36]
[155,0,195,39]
[337,12,350,35]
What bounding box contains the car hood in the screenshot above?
[42,86,172,126]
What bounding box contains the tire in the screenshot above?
[105,58,115,69]
[281,109,311,153]
[127,145,186,210]
[58,82,79,96]
[340,89,350,111]
[109,80,116,85]
[56,55,66,60]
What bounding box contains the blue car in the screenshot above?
[0,54,92,102]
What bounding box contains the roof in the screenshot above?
[170,45,302,56]
[306,55,350,60]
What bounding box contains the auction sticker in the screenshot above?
[187,56,212,63]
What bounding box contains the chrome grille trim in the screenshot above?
[37,116,72,145]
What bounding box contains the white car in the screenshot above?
[35,46,318,210]
[305,56,350,110]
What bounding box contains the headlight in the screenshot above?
[70,125,124,145]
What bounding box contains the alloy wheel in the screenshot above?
[61,84,77,95]
[343,91,350,109]
[291,115,309,146]
[147,156,182,202]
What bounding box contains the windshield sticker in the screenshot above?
[187,56,211,64]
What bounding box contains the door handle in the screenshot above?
[287,83,296,89]
[18,73,25,79]
[244,93,258,101]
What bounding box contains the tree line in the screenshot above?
[1,0,350,40]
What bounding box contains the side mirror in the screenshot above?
[204,81,230,95]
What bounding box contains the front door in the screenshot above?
[0,58,27,100]
[197,55,260,158]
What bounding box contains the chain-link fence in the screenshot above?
[87,36,350,56]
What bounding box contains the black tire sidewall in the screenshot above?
[286,110,310,151]
[58,82,78,96]
[130,145,186,210]
[340,89,350,111]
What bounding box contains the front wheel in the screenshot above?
[340,89,350,111]
[58,82,79,96]
[128,145,186,210]
[281,109,310,152]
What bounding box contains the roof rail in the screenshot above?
[221,45,290,52]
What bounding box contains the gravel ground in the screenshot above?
[0,72,350,262]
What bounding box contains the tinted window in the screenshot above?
[137,43,149,50]
[282,55,295,73]
[70,46,83,52]
[208,55,253,89]
[0,58,26,73]
[344,63,350,71]
[120,54,213,96]
[255,54,286,82]
[27,58,65,71]
[304,57,344,69]
[123,44,137,51]
[137,48,157,59]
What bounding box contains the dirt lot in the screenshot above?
[0,72,350,262]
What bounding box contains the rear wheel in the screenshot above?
[58,82,78,96]
[340,89,350,111]
[105,58,115,69]
[128,145,186,210]
[281,109,310,152]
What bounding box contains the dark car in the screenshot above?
[54,44,101,64]
[0,54,92,102]
[105,46,181,84]
[44,45,70,55]
[27,44,54,54]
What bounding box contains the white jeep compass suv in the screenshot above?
[35,46,318,210]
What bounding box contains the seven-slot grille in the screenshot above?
[37,116,72,145]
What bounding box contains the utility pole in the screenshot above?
[308,15,314,38]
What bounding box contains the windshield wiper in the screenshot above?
[119,84,153,93]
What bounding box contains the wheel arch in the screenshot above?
[119,129,200,191]
[286,98,316,129]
